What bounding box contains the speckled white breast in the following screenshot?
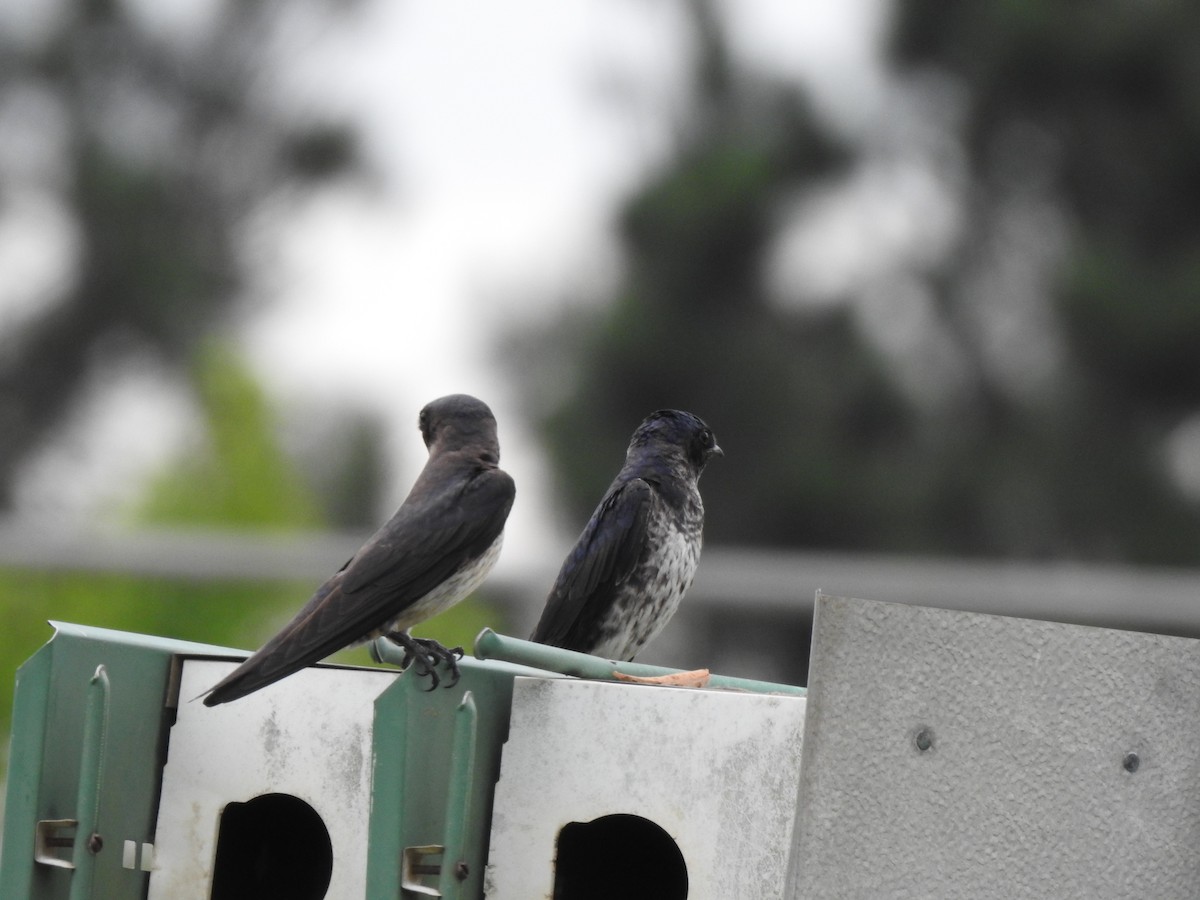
[591,497,703,661]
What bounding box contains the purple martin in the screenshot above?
[203,394,515,705]
[530,409,721,661]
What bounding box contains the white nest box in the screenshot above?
[485,677,808,899]
[149,660,395,898]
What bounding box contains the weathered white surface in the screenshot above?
[789,594,1200,899]
[148,660,395,899]
[486,677,806,899]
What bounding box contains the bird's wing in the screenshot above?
[203,464,514,705]
[531,477,651,649]
[339,466,514,599]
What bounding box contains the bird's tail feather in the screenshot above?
[201,581,366,706]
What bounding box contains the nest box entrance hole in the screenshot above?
[210,793,333,900]
[552,813,687,900]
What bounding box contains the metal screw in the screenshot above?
[1123,752,1140,773]
[915,728,934,752]
[87,833,103,854]
[455,860,470,880]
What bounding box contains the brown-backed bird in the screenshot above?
[203,393,515,705]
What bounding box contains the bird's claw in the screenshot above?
[384,633,463,690]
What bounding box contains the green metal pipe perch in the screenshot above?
[471,629,806,696]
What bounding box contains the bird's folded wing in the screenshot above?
[532,478,651,646]
[340,465,514,601]
[203,465,513,703]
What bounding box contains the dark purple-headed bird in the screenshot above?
[203,394,515,705]
[530,409,721,661]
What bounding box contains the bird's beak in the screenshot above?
[711,443,724,458]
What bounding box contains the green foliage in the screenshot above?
[138,343,323,530]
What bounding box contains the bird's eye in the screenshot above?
[700,428,713,447]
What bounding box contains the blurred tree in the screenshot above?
[520,0,1200,564]
[0,0,359,507]
[287,407,391,531]
[516,1,923,552]
[139,342,323,530]
[886,0,1200,561]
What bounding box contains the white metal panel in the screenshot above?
[789,594,1200,899]
[147,660,395,899]
[485,677,806,899]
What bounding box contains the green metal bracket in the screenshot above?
[369,653,540,899]
[437,691,477,899]
[68,665,110,898]
[3,621,219,900]
[392,691,478,899]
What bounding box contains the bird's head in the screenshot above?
[419,394,501,461]
[628,409,723,476]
